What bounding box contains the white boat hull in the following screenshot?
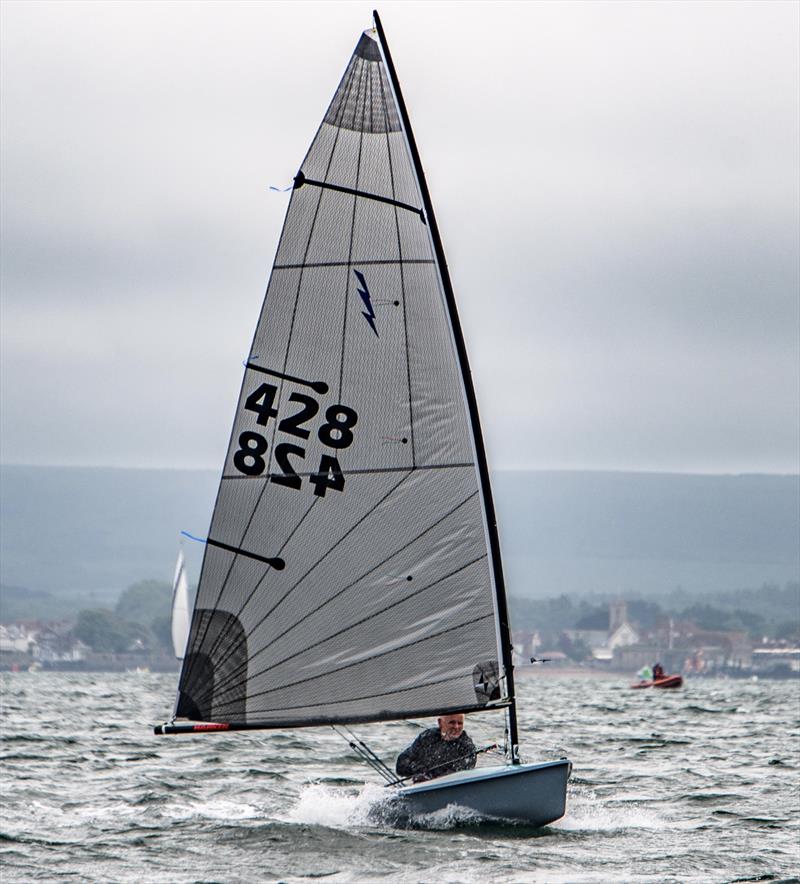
[384,759,571,827]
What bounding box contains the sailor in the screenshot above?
[395,713,477,783]
[653,662,665,680]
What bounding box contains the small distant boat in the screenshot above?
[630,674,683,689]
[171,548,190,660]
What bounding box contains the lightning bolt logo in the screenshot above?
[353,269,379,337]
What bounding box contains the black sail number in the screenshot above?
[233,431,268,476]
[234,384,359,498]
[318,405,358,448]
[270,443,304,489]
[244,383,279,426]
[310,454,345,497]
[278,393,319,439]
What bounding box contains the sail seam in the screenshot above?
[220,462,473,480]
[191,492,482,707]
[207,553,488,710]
[247,673,484,717]
[212,613,495,714]
[190,472,413,696]
[294,172,425,222]
[337,54,370,401]
[378,60,416,467]
[273,259,434,269]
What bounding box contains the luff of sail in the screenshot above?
[173,27,510,730]
[171,549,190,660]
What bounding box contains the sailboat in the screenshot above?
[171,548,190,660]
[154,11,571,827]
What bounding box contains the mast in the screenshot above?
[372,10,520,761]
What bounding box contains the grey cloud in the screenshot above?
[1,1,797,473]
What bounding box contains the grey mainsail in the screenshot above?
[167,22,514,733]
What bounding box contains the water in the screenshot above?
[1,672,798,883]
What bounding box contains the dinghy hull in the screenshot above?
[630,675,683,689]
[388,759,571,827]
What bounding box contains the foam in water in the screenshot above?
[162,798,262,822]
[284,782,389,827]
[553,787,663,832]
[286,783,498,830]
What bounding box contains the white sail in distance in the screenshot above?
[171,549,190,660]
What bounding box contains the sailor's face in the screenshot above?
[438,714,465,741]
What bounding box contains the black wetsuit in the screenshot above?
[395,728,477,782]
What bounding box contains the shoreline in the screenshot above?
[514,665,623,680]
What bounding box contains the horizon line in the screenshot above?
[1,461,798,479]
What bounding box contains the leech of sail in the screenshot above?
[244,362,329,395]
[373,11,520,757]
[206,538,285,570]
[294,171,425,222]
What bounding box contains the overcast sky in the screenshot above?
[1,0,798,474]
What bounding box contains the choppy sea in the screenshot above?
[1,671,798,883]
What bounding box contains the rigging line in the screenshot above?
[336,730,394,784]
[189,471,414,707]
[192,496,321,680]
[342,725,395,780]
[273,258,434,270]
[208,551,488,710]
[337,52,370,403]
[180,53,362,692]
[333,725,395,784]
[377,61,415,467]
[220,461,473,480]
[189,470,415,707]
[212,614,495,712]
[293,173,424,223]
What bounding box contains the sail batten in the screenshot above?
[294,173,425,220]
[172,25,511,731]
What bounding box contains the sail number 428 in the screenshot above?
[232,382,358,497]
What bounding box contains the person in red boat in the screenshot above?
[653,662,665,681]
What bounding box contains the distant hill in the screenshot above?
[0,465,797,613]
[0,465,217,604]
[492,470,800,598]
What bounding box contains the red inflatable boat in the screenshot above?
[630,675,683,689]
